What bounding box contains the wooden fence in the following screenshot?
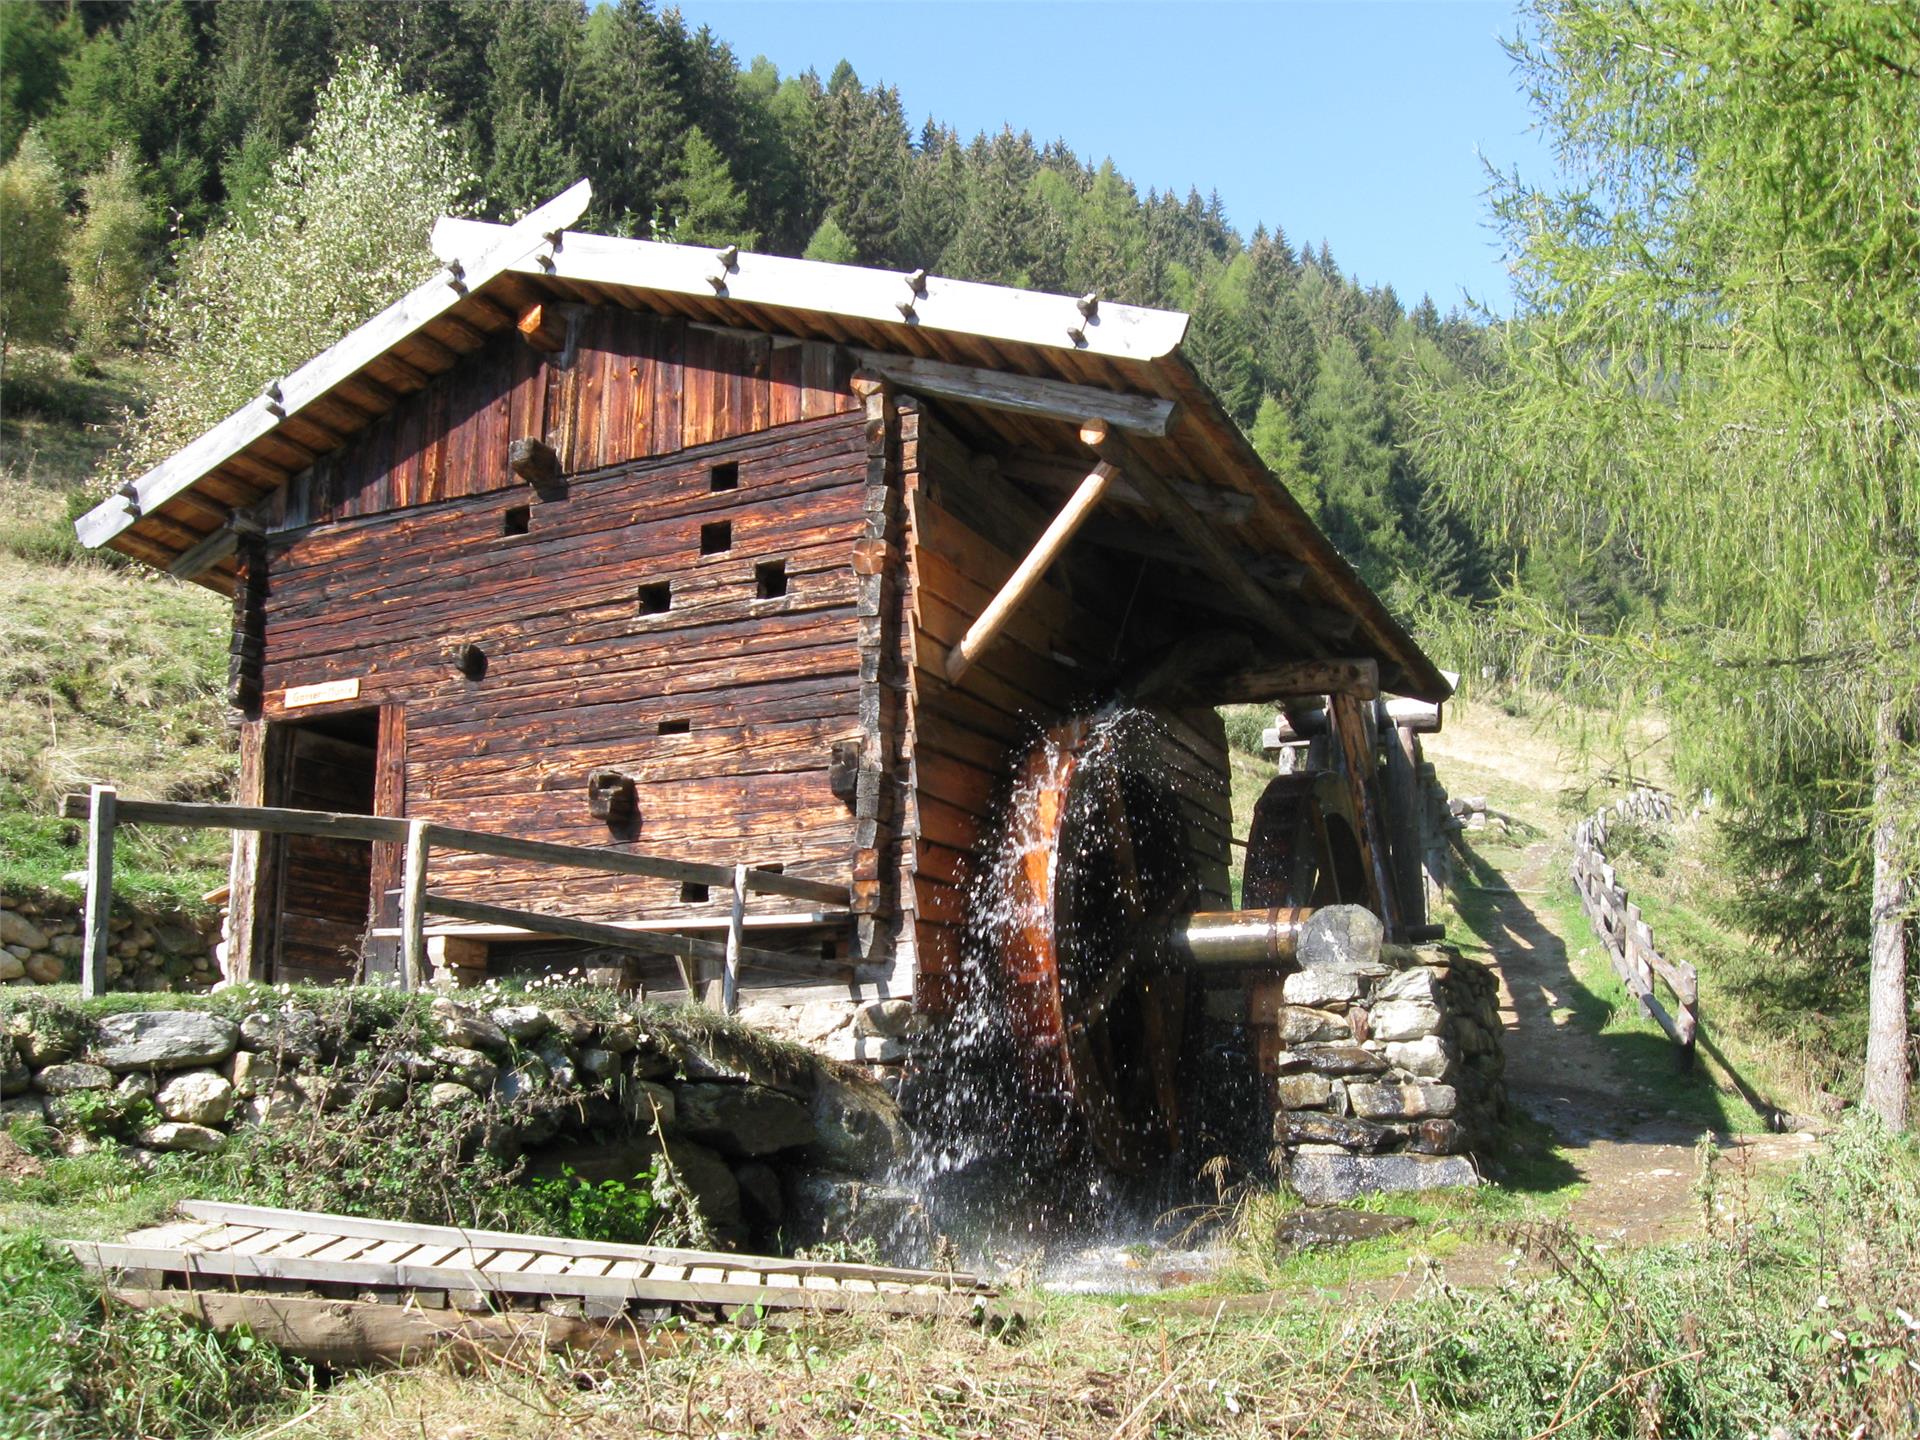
[62,786,852,1008]
[1569,786,1699,1062]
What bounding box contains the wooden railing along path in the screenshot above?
[62,786,852,1007]
[1569,785,1699,1062]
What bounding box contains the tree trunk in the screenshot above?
[1863,684,1913,1129]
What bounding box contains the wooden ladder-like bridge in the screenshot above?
[67,1201,1004,1365]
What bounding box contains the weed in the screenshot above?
[529,1165,660,1245]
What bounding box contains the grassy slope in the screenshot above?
[0,359,232,908]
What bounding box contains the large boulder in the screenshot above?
[1385,1035,1457,1080]
[239,1008,325,1060]
[1369,1000,1444,1043]
[94,1012,239,1072]
[156,1070,234,1125]
[431,1000,509,1054]
[1282,968,1365,1008]
[678,1029,812,1097]
[671,1082,816,1156]
[0,913,50,951]
[805,1061,910,1178]
[489,1005,551,1043]
[0,1039,27,1097]
[139,1121,226,1154]
[1287,1151,1478,1205]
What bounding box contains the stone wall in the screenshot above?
[0,892,219,993]
[0,993,920,1257]
[1248,908,1507,1204]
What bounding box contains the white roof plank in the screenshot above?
[429,216,1189,364]
[75,180,593,553]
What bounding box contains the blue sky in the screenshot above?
[670,1,1555,312]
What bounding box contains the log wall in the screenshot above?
[898,408,1233,1016]
[242,317,875,975]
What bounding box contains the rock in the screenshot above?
[23,954,65,985]
[0,955,21,982]
[426,1081,476,1109]
[1278,1006,1351,1044]
[1274,1044,1389,1077]
[785,1173,927,1264]
[534,1043,576,1088]
[577,1047,619,1083]
[140,1121,225,1154]
[1297,905,1385,972]
[599,1023,638,1054]
[13,1013,79,1067]
[228,1051,281,1095]
[1406,1118,1467,1155]
[241,1083,303,1125]
[1,1094,47,1121]
[1347,1081,1458,1121]
[0,1040,28,1097]
[1281,968,1364,1008]
[1385,1035,1456,1080]
[672,1082,816,1156]
[95,1012,239,1072]
[1275,1209,1415,1251]
[1273,1073,1334,1110]
[385,1050,439,1082]
[1288,1151,1479,1204]
[679,1030,812,1096]
[541,1009,595,1046]
[153,924,199,955]
[793,1001,856,1043]
[34,1062,114,1095]
[292,1074,353,1111]
[430,1045,499,1091]
[622,1078,677,1129]
[493,1060,550,1105]
[733,1159,784,1228]
[806,1061,909,1177]
[155,1071,233,1125]
[1276,1111,1393,1152]
[0,913,50,951]
[1376,967,1441,1006]
[359,1076,406,1111]
[824,1030,908,1064]
[490,1005,551,1043]
[854,999,914,1038]
[431,1000,509,1054]
[240,1008,324,1059]
[1369,1001,1443,1043]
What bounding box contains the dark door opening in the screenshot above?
[265,709,378,984]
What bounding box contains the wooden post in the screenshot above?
[945,442,1119,684]
[1327,692,1403,940]
[400,820,429,992]
[723,863,748,1014]
[1384,715,1426,930]
[81,784,116,998]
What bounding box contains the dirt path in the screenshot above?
[1422,710,1814,1263]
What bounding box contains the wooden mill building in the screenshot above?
[76,181,1451,1014]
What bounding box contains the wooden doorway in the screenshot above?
[263,710,386,984]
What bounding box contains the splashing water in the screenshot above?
[891,706,1227,1282]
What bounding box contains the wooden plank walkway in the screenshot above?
[65,1201,997,1324]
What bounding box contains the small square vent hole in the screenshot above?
[709,462,739,492]
[755,559,788,599]
[700,520,732,555]
[503,505,530,536]
[637,581,672,615]
[680,882,709,903]
[657,718,690,735]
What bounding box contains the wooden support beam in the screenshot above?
[516,301,568,354]
[723,863,748,1013]
[400,820,429,992]
[81,784,115,998]
[944,456,1120,684]
[508,437,566,500]
[1082,427,1324,658]
[165,516,263,582]
[852,349,1176,435]
[1327,691,1402,940]
[422,893,852,981]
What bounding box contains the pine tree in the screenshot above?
[207,0,331,208]
[572,0,685,233]
[1250,394,1313,515]
[1303,335,1410,588]
[802,213,858,263]
[1184,278,1259,426]
[663,126,756,248]
[0,1,76,160]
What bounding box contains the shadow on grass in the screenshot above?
[1448,836,1764,1146]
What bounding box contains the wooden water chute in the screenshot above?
[70,179,1451,1080]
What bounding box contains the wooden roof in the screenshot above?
[75,180,1449,702]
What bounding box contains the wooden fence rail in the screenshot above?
[1569,785,1698,1062]
[63,788,851,1006]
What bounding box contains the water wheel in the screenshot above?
[994,716,1198,1174]
[1243,772,1366,909]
